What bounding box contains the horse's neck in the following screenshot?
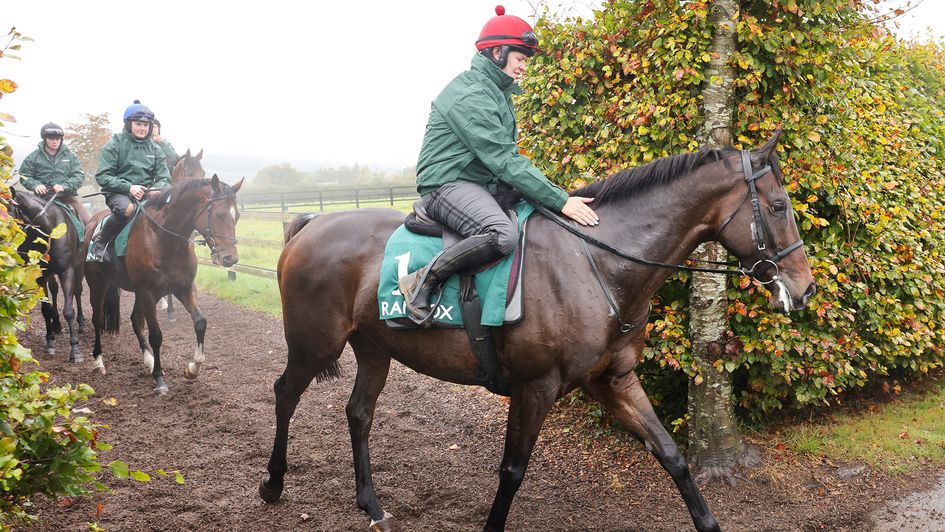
[150,192,204,235]
[587,164,738,292]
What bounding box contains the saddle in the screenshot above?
[380,200,532,396]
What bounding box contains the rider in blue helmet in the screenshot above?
[89,100,172,261]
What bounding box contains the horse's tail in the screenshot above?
[102,285,121,333]
[283,213,320,245]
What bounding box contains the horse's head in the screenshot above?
[172,149,206,184]
[196,174,243,268]
[715,130,816,312]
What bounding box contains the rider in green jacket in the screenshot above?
[152,118,179,176]
[18,122,91,224]
[89,100,172,261]
[399,5,599,325]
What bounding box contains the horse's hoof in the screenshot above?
[184,362,200,380]
[154,385,169,396]
[46,348,56,357]
[93,366,106,375]
[369,512,396,531]
[259,477,284,503]
[70,350,84,364]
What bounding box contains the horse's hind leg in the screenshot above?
[40,279,60,356]
[173,283,206,379]
[345,336,393,529]
[583,368,721,532]
[130,298,154,373]
[260,329,345,504]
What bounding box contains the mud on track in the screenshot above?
[20,289,939,531]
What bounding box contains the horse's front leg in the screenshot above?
[74,265,86,334]
[484,378,558,532]
[137,293,167,395]
[130,298,154,373]
[87,268,107,374]
[40,278,60,356]
[58,269,83,363]
[583,368,720,532]
[173,283,206,379]
[345,340,393,530]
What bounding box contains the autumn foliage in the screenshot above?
[517,0,945,417]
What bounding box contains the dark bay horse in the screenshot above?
[83,175,243,394]
[161,148,206,321]
[10,189,86,361]
[259,131,816,531]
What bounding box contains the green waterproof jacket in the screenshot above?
[18,142,85,196]
[416,53,568,211]
[95,130,172,194]
[157,139,179,174]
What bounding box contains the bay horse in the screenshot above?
[10,189,86,361]
[161,148,206,321]
[83,175,243,394]
[259,131,816,531]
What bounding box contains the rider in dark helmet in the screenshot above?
[398,5,599,325]
[89,100,172,261]
[17,122,91,224]
[152,118,180,175]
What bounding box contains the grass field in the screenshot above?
[783,376,945,473]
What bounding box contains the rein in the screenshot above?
[531,150,805,280]
[13,193,60,233]
[138,190,238,251]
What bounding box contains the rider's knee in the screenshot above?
[492,222,519,256]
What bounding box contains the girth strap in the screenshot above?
[459,276,510,396]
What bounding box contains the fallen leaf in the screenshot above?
[898,432,909,439]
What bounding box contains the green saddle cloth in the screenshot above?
[54,200,85,244]
[85,206,141,261]
[378,202,534,327]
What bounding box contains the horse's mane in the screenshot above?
[572,148,736,206]
[149,178,210,208]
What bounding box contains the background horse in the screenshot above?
[10,189,86,361]
[83,175,242,395]
[259,132,817,531]
[161,148,207,321]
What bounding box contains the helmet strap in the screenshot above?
[482,45,511,69]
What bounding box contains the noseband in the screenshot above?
[717,150,804,283]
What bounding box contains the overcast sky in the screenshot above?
[2,0,941,176]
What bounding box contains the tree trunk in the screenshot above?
[686,0,759,484]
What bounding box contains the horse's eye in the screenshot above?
[770,201,787,214]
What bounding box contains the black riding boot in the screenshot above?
[89,216,124,262]
[398,233,504,325]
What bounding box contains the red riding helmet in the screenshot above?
[476,5,539,56]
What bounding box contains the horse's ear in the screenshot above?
[211,174,221,192]
[230,177,245,194]
[185,148,192,158]
[751,127,783,166]
[196,149,203,161]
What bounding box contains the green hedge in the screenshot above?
[517,0,945,418]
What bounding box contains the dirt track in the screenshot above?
[19,289,942,531]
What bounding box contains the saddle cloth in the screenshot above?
[85,207,141,262]
[377,202,534,328]
[54,200,85,244]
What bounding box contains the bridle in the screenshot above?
[531,149,806,332]
[532,149,804,281]
[716,150,805,284]
[139,188,239,255]
[8,192,59,234]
